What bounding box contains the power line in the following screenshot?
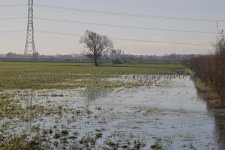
[36,30,81,36]
[0,30,25,34]
[0,29,208,46]
[0,17,26,20]
[0,4,26,7]
[35,30,208,46]
[34,3,225,23]
[34,17,217,34]
[111,37,207,46]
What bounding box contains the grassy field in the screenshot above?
[0,62,186,89]
[0,62,197,149]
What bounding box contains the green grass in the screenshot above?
[194,78,223,109]
[0,62,186,89]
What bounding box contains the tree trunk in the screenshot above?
[94,56,98,66]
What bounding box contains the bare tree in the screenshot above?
[80,30,113,66]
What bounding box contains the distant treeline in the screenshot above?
[190,32,225,101]
[119,54,196,64]
[0,52,197,63]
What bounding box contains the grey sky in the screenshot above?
[0,0,225,55]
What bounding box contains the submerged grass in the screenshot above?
[0,134,43,150]
[0,94,27,121]
[0,62,186,90]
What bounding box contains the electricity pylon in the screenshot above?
[24,0,37,56]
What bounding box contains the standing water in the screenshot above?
[1,75,225,149]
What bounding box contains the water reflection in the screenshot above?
[83,87,109,102]
[2,75,225,149]
[26,90,34,132]
[196,87,225,149]
[213,112,225,149]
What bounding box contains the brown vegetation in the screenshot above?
[190,31,225,103]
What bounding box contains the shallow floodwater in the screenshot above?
[1,76,225,149]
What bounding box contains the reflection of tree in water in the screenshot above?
[195,87,225,149]
[83,86,109,102]
[82,85,110,118]
[214,113,225,149]
[207,106,225,149]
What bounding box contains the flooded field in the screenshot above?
[1,75,225,149]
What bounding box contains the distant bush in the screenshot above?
[190,31,225,102]
[112,58,124,64]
